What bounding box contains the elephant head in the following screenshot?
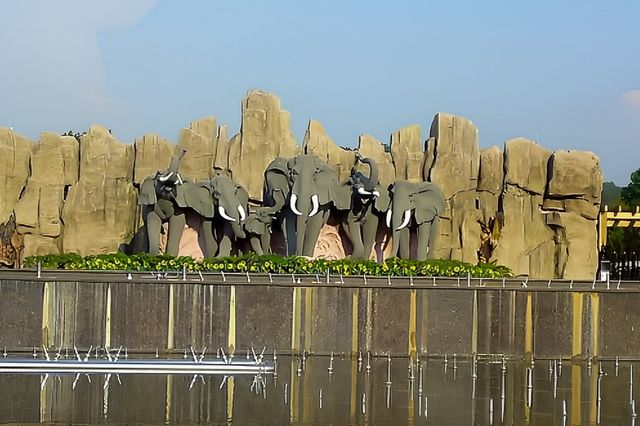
[263,157,290,215]
[209,175,248,240]
[286,154,351,256]
[387,180,446,260]
[350,153,380,196]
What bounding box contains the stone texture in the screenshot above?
[133,134,173,184]
[423,114,481,262]
[424,114,480,198]
[503,138,551,195]
[176,117,216,182]
[14,133,79,254]
[357,134,395,186]
[491,188,556,278]
[213,125,230,174]
[477,145,503,195]
[304,119,355,182]
[0,128,32,224]
[390,125,423,182]
[229,90,300,200]
[544,150,603,220]
[546,212,599,280]
[62,125,137,255]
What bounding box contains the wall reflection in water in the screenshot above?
[0,356,637,424]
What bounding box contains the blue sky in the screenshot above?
[1,0,638,184]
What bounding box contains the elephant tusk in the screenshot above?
[218,206,236,222]
[158,171,174,182]
[309,194,320,217]
[290,194,303,216]
[396,209,412,231]
[372,190,380,197]
[357,187,372,196]
[386,209,392,228]
[176,173,183,185]
[238,205,246,221]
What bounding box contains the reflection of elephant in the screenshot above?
[342,155,389,259]
[139,150,216,256]
[242,208,273,255]
[207,174,248,257]
[386,180,446,260]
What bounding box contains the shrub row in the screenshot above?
[23,253,512,278]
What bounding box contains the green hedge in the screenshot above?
[23,253,512,278]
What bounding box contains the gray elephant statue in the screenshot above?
[242,207,274,255]
[139,150,216,256]
[207,174,249,257]
[342,154,389,259]
[385,180,445,260]
[263,155,352,256]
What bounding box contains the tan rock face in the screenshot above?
[424,114,480,198]
[213,124,230,174]
[0,128,32,224]
[504,138,551,195]
[133,134,173,184]
[62,125,137,255]
[229,91,300,200]
[391,125,423,182]
[304,119,356,182]
[357,134,395,186]
[478,146,503,195]
[176,117,217,182]
[423,114,481,262]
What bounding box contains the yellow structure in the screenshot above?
[598,205,640,247]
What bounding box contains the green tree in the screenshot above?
[621,169,640,208]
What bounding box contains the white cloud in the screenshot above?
[0,0,159,136]
[622,89,640,107]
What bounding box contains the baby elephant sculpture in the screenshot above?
[242,208,274,255]
[386,180,446,260]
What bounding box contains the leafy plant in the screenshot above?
[24,253,512,278]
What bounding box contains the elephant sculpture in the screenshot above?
[139,151,248,258]
[139,150,217,256]
[207,174,249,257]
[263,155,351,256]
[386,180,446,260]
[342,154,390,259]
[241,207,274,255]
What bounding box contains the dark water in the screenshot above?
[0,355,637,425]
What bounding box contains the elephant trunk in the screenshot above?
[360,157,379,192]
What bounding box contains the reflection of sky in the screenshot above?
[1,0,639,184]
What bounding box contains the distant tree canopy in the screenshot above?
[621,169,640,209]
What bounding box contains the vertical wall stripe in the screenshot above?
[572,293,584,359]
[167,284,175,350]
[409,289,417,358]
[228,286,236,354]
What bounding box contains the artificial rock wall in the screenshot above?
[0,90,603,279]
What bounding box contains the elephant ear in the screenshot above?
[414,182,446,224]
[235,184,249,207]
[264,158,290,204]
[139,177,157,205]
[177,182,215,218]
[373,184,391,212]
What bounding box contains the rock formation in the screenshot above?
[229,90,300,200]
[62,126,138,255]
[0,90,603,279]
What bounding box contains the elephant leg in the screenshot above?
[295,214,307,256]
[261,232,272,255]
[250,236,264,255]
[345,220,365,259]
[284,212,296,256]
[217,223,234,257]
[361,215,379,260]
[427,217,440,259]
[302,209,329,257]
[416,221,432,261]
[146,210,162,255]
[166,212,186,256]
[398,227,411,259]
[202,219,218,258]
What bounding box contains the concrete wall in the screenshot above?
[1,276,637,359]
